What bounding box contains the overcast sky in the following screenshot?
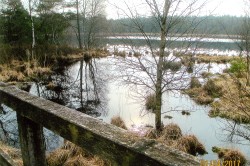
[106,0,246,19]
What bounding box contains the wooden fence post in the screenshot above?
[17,113,47,166]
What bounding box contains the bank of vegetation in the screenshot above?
[0,0,112,83]
[185,58,250,124]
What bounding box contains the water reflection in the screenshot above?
[30,56,109,118]
[35,54,248,160]
[0,49,249,161]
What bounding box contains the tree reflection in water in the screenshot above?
[0,56,109,150]
[33,54,108,118]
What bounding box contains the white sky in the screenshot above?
[106,0,247,19]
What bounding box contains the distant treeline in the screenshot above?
[106,15,244,36]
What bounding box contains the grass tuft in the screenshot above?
[212,146,246,166]
[47,140,109,166]
[110,116,127,130]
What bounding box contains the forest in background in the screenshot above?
[108,15,243,36]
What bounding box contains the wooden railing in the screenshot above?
[0,83,200,166]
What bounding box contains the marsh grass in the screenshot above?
[0,59,52,82]
[163,61,182,72]
[186,73,250,123]
[174,135,207,156]
[0,142,23,166]
[185,75,225,105]
[184,87,214,105]
[145,123,206,156]
[190,77,201,89]
[208,75,250,123]
[212,146,246,166]
[47,141,109,166]
[160,123,182,141]
[110,116,127,130]
[195,54,238,64]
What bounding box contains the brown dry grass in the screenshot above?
[145,124,206,156]
[209,75,250,123]
[185,87,214,105]
[195,54,238,64]
[212,147,246,166]
[223,150,246,166]
[174,135,207,156]
[0,60,52,82]
[110,116,127,130]
[0,142,23,166]
[160,123,182,141]
[47,141,109,166]
[185,73,250,123]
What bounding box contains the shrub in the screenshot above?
[110,116,127,130]
[229,59,247,78]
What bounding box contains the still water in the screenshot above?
[30,51,250,160]
[0,44,249,161]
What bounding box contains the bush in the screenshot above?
[229,59,247,77]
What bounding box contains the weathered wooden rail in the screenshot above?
[0,83,200,166]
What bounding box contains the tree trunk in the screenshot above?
[155,0,169,132]
[80,60,84,109]
[29,0,35,60]
[247,55,250,86]
[76,0,83,49]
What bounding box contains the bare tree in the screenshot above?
[73,0,106,49]
[114,0,206,132]
[28,0,37,59]
[83,0,106,49]
[76,0,83,49]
